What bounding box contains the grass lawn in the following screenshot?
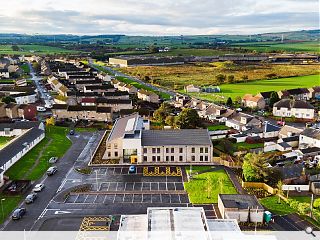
[184,169,237,203]
[290,196,313,204]
[234,142,264,150]
[0,44,77,55]
[20,63,30,74]
[186,166,214,174]
[260,196,295,216]
[0,136,14,149]
[207,125,230,131]
[5,126,72,180]
[0,195,23,224]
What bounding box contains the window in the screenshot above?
[200,156,203,161]
[143,148,147,154]
[152,148,156,154]
[157,148,160,153]
[171,148,174,153]
[191,147,195,153]
[166,148,169,153]
[157,156,160,161]
[152,156,156,162]
[171,156,174,162]
[191,156,195,161]
[114,143,118,149]
[205,147,208,153]
[166,156,169,161]
[179,156,183,161]
[143,156,148,162]
[205,156,208,162]
[108,152,111,157]
[114,151,118,157]
[200,148,203,153]
[107,144,111,149]
[179,148,183,153]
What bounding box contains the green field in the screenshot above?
[5,126,72,180]
[234,142,264,150]
[0,44,77,55]
[207,125,230,131]
[0,195,23,224]
[186,166,213,174]
[188,74,319,102]
[232,41,320,53]
[0,136,14,149]
[184,169,237,203]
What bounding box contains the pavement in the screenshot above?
[271,214,318,231]
[1,131,101,231]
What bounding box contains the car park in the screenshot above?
[25,193,37,204]
[48,157,58,164]
[33,184,45,192]
[47,166,57,176]
[12,208,26,220]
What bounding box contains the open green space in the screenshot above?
[5,126,72,180]
[290,196,313,204]
[186,166,213,175]
[234,142,264,150]
[232,41,320,53]
[260,196,295,215]
[207,125,230,131]
[20,63,30,74]
[0,136,14,149]
[0,195,23,224]
[188,74,319,102]
[0,44,77,55]
[184,169,237,203]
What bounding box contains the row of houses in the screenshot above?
[0,86,38,104]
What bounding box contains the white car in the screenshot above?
[33,184,45,192]
[37,106,46,112]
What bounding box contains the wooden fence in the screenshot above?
[241,181,276,194]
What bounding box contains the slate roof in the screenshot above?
[141,129,212,146]
[264,122,281,133]
[0,122,44,167]
[277,164,303,180]
[219,194,263,210]
[278,142,291,149]
[259,91,275,99]
[300,147,320,154]
[301,128,320,140]
[274,99,314,109]
[282,135,299,142]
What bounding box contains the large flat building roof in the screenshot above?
[141,129,212,146]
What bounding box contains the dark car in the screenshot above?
[128,165,136,174]
[69,129,75,135]
[12,208,26,220]
[25,193,37,204]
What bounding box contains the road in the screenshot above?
[88,59,176,98]
[1,131,101,231]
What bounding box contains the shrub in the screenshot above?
[314,198,320,209]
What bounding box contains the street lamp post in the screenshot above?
[1,198,5,221]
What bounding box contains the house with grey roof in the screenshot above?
[102,114,213,164]
[299,128,320,149]
[273,99,315,119]
[0,121,45,187]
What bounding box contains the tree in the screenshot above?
[165,115,176,127]
[276,180,283,204]
[313,198,320,208]
[149,45,159,53]
[175,108,201,129]
[227,75,235,83]
[1,96,15,104]
[269,91,280,107]
[241,75,248,82]
[242,152,270,182]
[153,102,172,125]
[11,45,20,51]
[226,97,233,106]
[215,74,226,85]
[235,96,242,105]
[46,116,55,126]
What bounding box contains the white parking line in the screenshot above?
[74,194,80,203]
[106,182,110,191]
[112,194,116,204]
[169,194,172,204]
[141,194,144,203]
[124,182,127,191]
[133,182,136,191]
[132,194,134,203]
[116,182,119,191]
[83,195,89,203]
[178,194,181,204]
[93,195,98,203]
[112,167,116,175]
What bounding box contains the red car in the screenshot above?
[277,120,285,126]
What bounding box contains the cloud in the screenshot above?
[0,0,318,35]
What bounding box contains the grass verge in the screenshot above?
[0,195,23,224]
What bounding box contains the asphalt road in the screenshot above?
[1,132,96,231]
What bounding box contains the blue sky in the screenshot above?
[0,0,318,35]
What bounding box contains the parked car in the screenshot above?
[47,166,57,176]
[277,120,285,126]
[48,157,58,164]
[128,165,136,174]
[25,193,37,204]
[36,106,46,112]
[33,184,45,192]
[69,129,75,135]
[12,208,26,220]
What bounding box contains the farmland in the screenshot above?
[232,41,320,54]
[117,62,320,90]
[0,44,78,55]
[188,75,319,102]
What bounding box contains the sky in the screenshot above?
[0,0,318,35]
